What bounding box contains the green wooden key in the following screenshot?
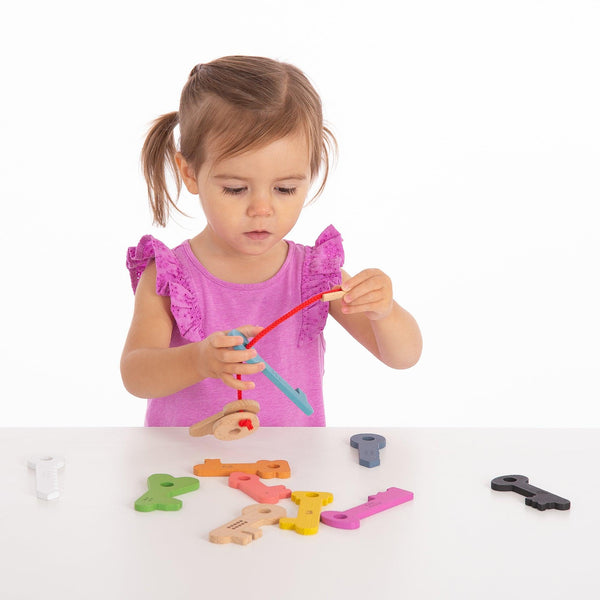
[135,473,199,512]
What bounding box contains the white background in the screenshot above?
[1,0,598,427]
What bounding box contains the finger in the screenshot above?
[234,325,265,339]
[343,290,384,306]
[211,332,247,349]
[221,347,260,364]
[341,301,388,316]
[221,373,257,391]
[342,269,385,294]
[344,279,387,304]
[222,360,266,376]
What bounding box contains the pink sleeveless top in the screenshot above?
[126,225,344,427]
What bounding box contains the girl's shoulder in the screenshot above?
[126,235,202,339]
[293,225,345,345]
[126,235,185,294]
[296,224,345,291]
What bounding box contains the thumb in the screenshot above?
[231,325,264,340]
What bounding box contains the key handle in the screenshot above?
[350,433,386,468]
[491,474,571,511]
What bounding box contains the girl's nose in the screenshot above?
[247,192,273,217]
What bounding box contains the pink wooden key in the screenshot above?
[320,487,414,530]
[228,472,292,503]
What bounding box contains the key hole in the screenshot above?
[160,482,175,488]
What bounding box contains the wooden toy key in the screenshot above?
[209,504,287,545]
[134,473,200,512]
[491,474,571,511]
[279,491,334,535]
[193,459,291,478]
[229,472,292,503]
[321,487,414,529]
[350,433,386,467]
[189,400,260,441]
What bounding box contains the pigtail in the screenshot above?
[140,111,182,227]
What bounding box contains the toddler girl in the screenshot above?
[121,56,422,427]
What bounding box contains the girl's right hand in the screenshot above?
[196,325,265,391]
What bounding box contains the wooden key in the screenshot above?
[279,491,334,535]
[134,473,200,512]
[350,433,386,467]
[209,504,287,545]
[229,472,292,503]
[491,474,571,511]
[321,487,414,529]
[193,459,291,478]
[189,400,260,440]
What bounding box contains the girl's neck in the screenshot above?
[189,228,289,284]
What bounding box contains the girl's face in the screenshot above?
[177,132,311,259]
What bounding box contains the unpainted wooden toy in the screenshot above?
[209,504,287,545]
[188,400,260,441]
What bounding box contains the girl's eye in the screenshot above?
[276,187,297,195]
[222,187,246,195]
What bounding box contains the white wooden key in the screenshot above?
[28,456,65,500]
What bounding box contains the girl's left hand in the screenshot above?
[340,269,394,321]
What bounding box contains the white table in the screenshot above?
[1,427,598,599]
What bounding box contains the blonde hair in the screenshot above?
[141,56,337,226]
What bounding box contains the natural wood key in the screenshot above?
[193,459,291,478]
[209,504,287,545]
[279,491,334,535]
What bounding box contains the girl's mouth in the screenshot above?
[244,231,271,241]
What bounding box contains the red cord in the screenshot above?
[235,286,341,400]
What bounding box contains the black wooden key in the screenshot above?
[491,474,571,511]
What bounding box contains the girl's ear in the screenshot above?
[175,152,199,194]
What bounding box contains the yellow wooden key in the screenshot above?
[279,491,333,535]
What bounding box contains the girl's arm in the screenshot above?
[120,261,264,398]
[328,269,422,369]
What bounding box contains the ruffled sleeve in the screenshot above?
[299,225,345,345]
[125,235,204,340]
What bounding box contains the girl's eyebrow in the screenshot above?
[212,173,307,181]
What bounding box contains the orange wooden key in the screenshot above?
[193,459,291,478]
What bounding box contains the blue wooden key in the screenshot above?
[350,433,386,468]
[227,330,314,415]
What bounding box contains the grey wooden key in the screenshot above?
[350,433,386,468]
[491,474,571,511]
